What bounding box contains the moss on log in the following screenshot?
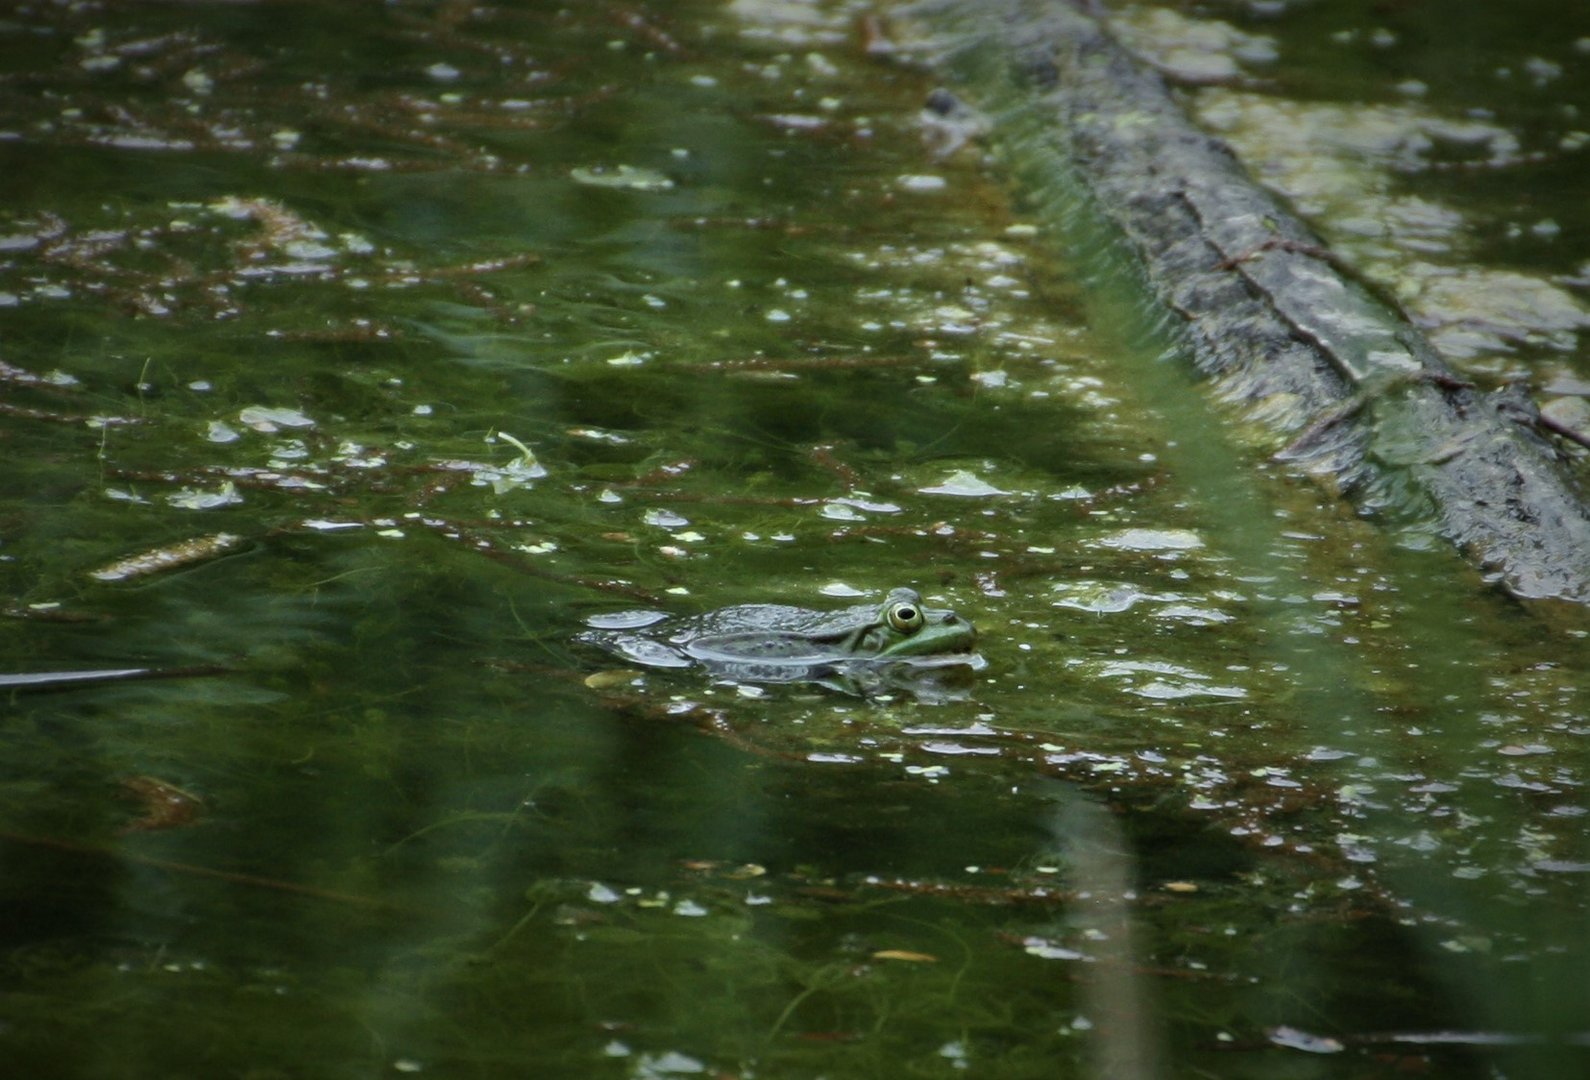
[907,0,1590,603]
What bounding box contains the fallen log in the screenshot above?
[903,0,1590,603]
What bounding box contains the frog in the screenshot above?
[577,587,982,696]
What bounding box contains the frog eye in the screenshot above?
[886,601,923,633]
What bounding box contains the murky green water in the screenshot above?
[1,1,1587,1077]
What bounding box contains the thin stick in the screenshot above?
[0,829,407,911]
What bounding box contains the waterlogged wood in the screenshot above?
[908,0,1590,603]
[87,531,246,582]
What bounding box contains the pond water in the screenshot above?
[1,1,1587,1077]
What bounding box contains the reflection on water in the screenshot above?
[0,0,1587,1077]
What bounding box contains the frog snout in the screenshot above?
[941,612,975,635]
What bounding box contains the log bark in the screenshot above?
[906,0,1590,603]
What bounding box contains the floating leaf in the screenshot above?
[1022,937,1085,961]
[570,164,675,191]
[238,405,316,431]
[1267,1026,1344,1054]
[587,882,622,904]
[872,949,939,963]
[632,1050,705,1077]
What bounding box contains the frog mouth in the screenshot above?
[874,650,986,669]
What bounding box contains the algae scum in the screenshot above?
[1,1,1589,1077]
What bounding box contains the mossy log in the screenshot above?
[907,0,1590,603]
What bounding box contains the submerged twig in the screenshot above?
[0,829,406,910]
[0,665,228,692]
[0,402,145,426]
[1537,411,1590,451]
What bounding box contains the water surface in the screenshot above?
[2,1,1588,1077]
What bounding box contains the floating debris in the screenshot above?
[1021,936,1086,961]
[238,405,316,432]
[1267,1026,1344,1055]
[872,949,939,963]
[1050,580,1163,613]
[88,532,246,582]
[475,431,546,493]
[167,482,244,510]
[0,360,79,388]
[118,775,203,833]
[818,582,866,597]
[2,603,108,624]
[643,508,690,529]
[1093,528,1203,552]
[919,469,1009,497]
[570,164,675,191]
